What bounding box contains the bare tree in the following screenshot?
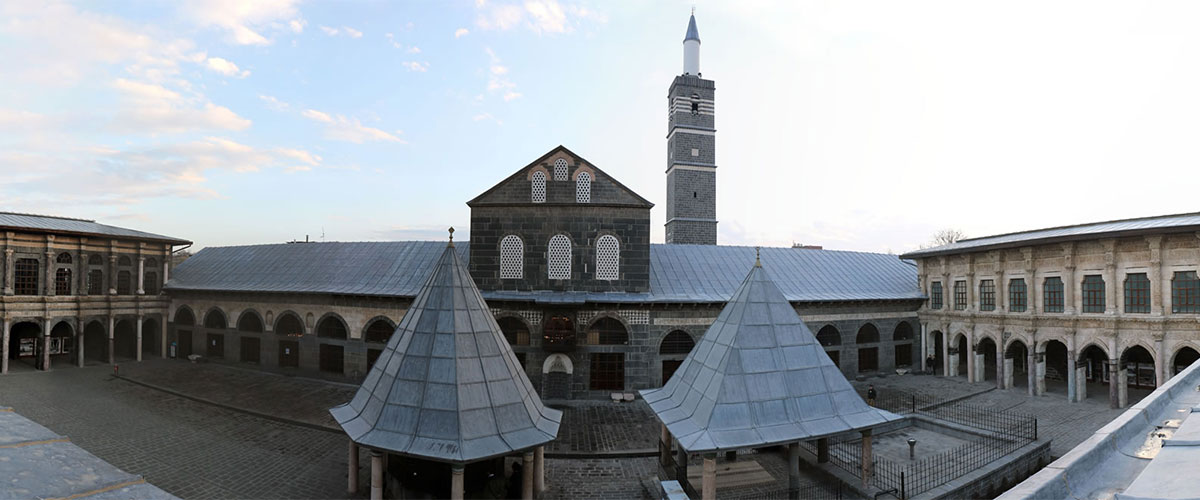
[922,228,967,249]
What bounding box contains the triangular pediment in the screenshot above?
[467,145,653,208]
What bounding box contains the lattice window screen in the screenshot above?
[576,172,591,203]
[548,234,571,279]
[531,171,546,203]
[500,235,523,279]
[553,158,568,181]
[596,235,619,280]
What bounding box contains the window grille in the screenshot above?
[1009,279,1027,312]
[576,171,591,203]
[144,271,158,295]
[55,268,72,295]
[1044,277,1064,312]
[553,158,568,181]
[14,258,38,295]
[1082,275,1105,313]
[499,235,523,279]
[979,280,995,311]
[548,234,571,279]
[87,269,104,295]
[56,252,71,264]
[589,353,624,390]
[117,271,131,295]
[953,280,967,310]
[1124,273,1151,313]
[1173,271,1200,313]
[531,171,546,203]
[930,282,943,309]
[596,235,619,280]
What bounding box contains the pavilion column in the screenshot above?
[675,441,688,486]
[861,429,873,486]
[1109,360,1121,409]
[522,451,535,500]
[787,442,801,500]
[370,450,383,500]
[42,318,51,371]
[1,317,9,374]
[347,441,359,494]
[660,424,673,474]
[136,315,143,362]
[451,464,465,500]
[817,438,829,463]
[107,315,115,365]
[701,453,716,500]
[535,446,545,496]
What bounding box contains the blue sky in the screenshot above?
[5,1,1200,252]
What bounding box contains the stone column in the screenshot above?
[1106,263,1117,314]
[1,317,9,374]
[948,349,960,378]
[701,454,717,500]
[1065,266,1077,314]
[347,442,359,494]
[1148,235,1164,315]
[966,327,976,383]
[817,438,829,463]
[1004,356,1014,389]
[136,316,143,362]
[996,340,1005,389]
[1155,338,1166,387]
[41,318,51,371]
[942,327,951,377]
[4,249,13,295]
[108,255,117,295]
[107,315,115,365]
[136,257,145,295]
[535,446,545,496]
[1109,360,1120,409]
[370,451,383,500]
[76,318,85,368]
[45,251,55,296]
[1027,349,1036,397]
[1117,363,1129,408]
[163,258,170,284]
[161,315,168,359]
[451,464,465,500]
[861,429,873,486]
[78,252,88,296]
[1066,352,1077,402]
[522,451,535,500]
[675,441,688,485]
[660,424,673,473]
[919,323,928,372]
[788,442,801,500]
[1035,351,1046,396]
[1076,366,1087,401]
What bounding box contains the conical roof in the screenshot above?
[640,260,900,453]
[684,13,700,42]
[331,242,561,463]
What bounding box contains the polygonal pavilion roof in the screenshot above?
[641,258,901,453]
[330,239,561,464]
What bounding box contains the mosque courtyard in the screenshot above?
[0,358,1139,499]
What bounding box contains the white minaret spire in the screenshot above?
[683,11,700,76]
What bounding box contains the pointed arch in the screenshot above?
[236,310,264,333]
[659,330,695,355]
[816,325,841,347]
[363,316,397,344]
[173,306,195,325]
[203,308,227,329]
[274,311,304,336]
[316,313,349,339]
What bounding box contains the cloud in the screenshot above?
[484,48,519,100]
[182,0,304,45]
[320,25,339,36]
[402,61,429,72]
[110,78,251,133]
[205,57,250,78]
[455,28,470,38]
[258,94,290,111]
[321,25,363,38]
[344,27,363,38]
[473,0,605,35]
[302,109,405,143]
[473,112,502,125]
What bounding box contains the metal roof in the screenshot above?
[900,212,1200,259]
[0,212,190,244]
[684,14,700,42]
[639,262,902,453]
[167,241,922,304]
[329,243,561,463]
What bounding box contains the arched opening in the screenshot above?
[543,315,575,351]
[1005,340,1029,389]
[542,353,573,400]
[953,334,968,378]
[659,330,695,385]
[237,312,263,333]
[202,310,226,359]
[141,318,159,358]
[317,315,347,374]
[83,320,107,364]
[204,309,227,329]
[893,322,914,368]
[275,313,303,369]
[1077,344,1109,401]
[857,323,880,373]
[1043,340,1069,395]
[1120,345,1156,390]
[173,307,195,358]
[817,325,841,368]
[49,321,73,368]
[588,317,627,391]
[363,318,395,369]
[113,319,137,360]
[1173,346,1200,376]
[7,321,42,371]
[931,331,945,375]
[977,337,998,382]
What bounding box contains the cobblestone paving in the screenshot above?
[0,367,358,499]
[546,401,658,453]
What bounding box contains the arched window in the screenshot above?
[118,256,131,267]
[553,158,568,181]
[500,235,523,279]
[55,268,72,295]
[659,330,695,355]
[548,234,571,280]
[173,307,195,325]
[498,317,530,346]
[531,171,546,203]
[117,270,132,295]
[816,325,841,347]
[596,235,619,280]
[143,271,159,295]
[892,322,913,341]
[588,317,628,345]
[88,254,103,266]
[317,316,348,339]
[856,324,879,344]
[237,312,264,333]
[575,171,591,203]
[87,269,104,295]
[275,314,304,336]
[204,310,227,329]
[56,252,72,264]
[364,319,394,344]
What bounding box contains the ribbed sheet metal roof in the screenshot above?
[329,243,561,462]
[0,212,189,244]
[167,242,921,304]
[901,212,1200,259]
[640,262,902,452]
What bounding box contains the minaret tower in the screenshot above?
[665,11,717,245]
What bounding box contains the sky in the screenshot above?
[4,1,1200,253]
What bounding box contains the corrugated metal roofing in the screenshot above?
[640,263,902,452]
[901,212,1200,259]
[329,244,561,462]
[0,212,190,244]
[167,241,922,304]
